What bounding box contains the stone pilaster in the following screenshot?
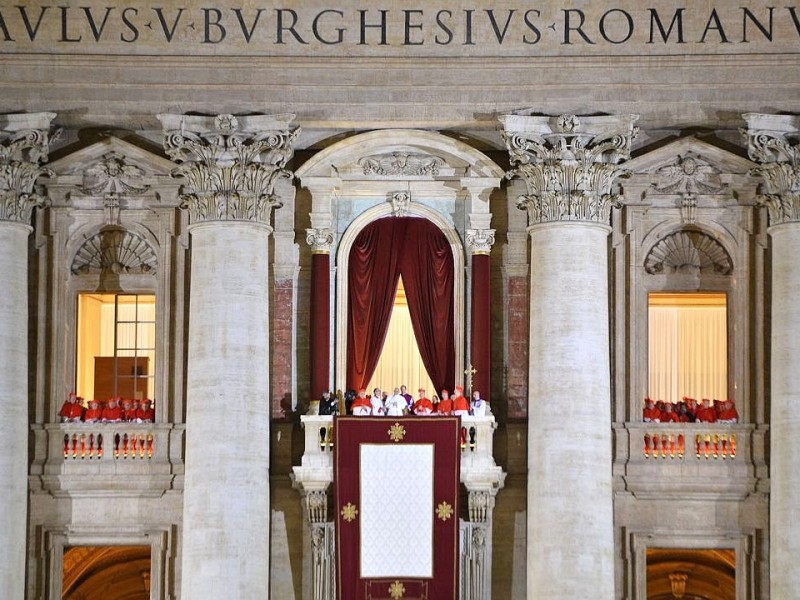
[743,112,800,598]
[466,229,494,399]
[0,112,56,600]
[502,113,637,600]
[307,228,334,400]
[158,112,298,600]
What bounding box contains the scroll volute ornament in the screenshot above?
[158,113,300,225]
[501,113,638,226]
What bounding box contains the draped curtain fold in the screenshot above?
[347,217,454,393]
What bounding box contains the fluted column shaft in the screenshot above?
[502,113,637,599]
[159,113,298,599]
[0,112,55,600]
[744,113,800,597]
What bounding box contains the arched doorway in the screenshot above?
[346,216,455,394]
[295,129,503,399]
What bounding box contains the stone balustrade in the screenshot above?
[615,423,766,500]
[30,422,185,497]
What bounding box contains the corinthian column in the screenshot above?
[158,113,299,600]
[0,112,56,600]
[502,113,637,600]
[744,113,800,598]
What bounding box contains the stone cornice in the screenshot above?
[743,113,800,226]
[0,112,58,225]
[157,113,300,226]
[500,113,638,227]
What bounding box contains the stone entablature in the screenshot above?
[0,112,57,225]
[501,112,638,227]
[158,112,300,226]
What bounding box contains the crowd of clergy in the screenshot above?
[643,396,739,424]
[318,385,489,417]
[58,392,155,423]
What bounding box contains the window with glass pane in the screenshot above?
[648,292,727,403]
[77,294,155,402]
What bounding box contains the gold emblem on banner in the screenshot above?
[341,502,358,522]
[388,422,406,442]
[389,580,406,599]
[436,501,454,522]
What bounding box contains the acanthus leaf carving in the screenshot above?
[743,115,800,226]
[79,151,150,196]
[159,114,299,226]
[358,151,445,176]
[0,115,59,224]
[502,114,638,226]
[466,229,496,255]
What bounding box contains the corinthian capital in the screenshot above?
[0,112,58,224]
[500,113,638,227]
[157,113,300,226]
[466,229,496,255]
[743,113,800,226]
[306,227,334,253]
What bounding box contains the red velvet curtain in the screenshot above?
[347,217,455,393]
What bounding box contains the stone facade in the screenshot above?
[0,2,796,598]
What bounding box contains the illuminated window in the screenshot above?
[648,292,727,403]
[76,294,155,402]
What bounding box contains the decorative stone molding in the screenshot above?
[0,112,58,224]
[652,154,723,195]
[680,195,698,225]
[71,228,158,275]
[79,151,150,196]
[501,113,638,226]
[302,489,328,524]
[306,227,335,254]
[644,230,732,276]
[468,490,497,523]
[157,113,299,226]
[465,228,496,255]
[389,191,411,217]
[743,113,800,226]
[358,151,445,176]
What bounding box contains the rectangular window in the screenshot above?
[77,294,155,401]
[648,292,727,403]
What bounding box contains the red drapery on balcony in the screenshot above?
[347,217,455,394]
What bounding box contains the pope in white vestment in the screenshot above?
[385,388,406,417]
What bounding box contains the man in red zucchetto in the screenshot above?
[101,396,123,423]
[84,399,102,423]
[136,399,155,423]
[716,399,739,424]
[413,388,433,416]
[436,389,453,415]
[695,398,718,423]
[59,392,84,422]
[643,398,661,422]
[452,385,470,416]
[351,389,372,416]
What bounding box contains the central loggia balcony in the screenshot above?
[30,422,185,497]
[292,414,506,498]
[614,422,769,500]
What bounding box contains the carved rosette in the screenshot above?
[158,113,299,226]
[743,115,800,226]
[502,113,638,227]
[306,227,335,254]
[0,113,58,224]
[466,229,496,255]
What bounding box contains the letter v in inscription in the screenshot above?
[153,7,185,42]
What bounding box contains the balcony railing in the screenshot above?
[614,422,767,499]
[31,422,185,496]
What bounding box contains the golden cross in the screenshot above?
[464,364,477,396]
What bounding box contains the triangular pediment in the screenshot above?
[48,136,176,177]
[626,136,755,176]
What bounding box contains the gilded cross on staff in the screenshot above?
[465,364,477,396]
